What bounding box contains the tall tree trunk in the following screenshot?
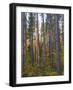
[29,13,34,65]
[21,12,27,73]
[62,15,64,46]
[36,14,40,66]
[55,15,61,74]
[41,14,46,65]
[45,14,48,64]
[47,14,53,65]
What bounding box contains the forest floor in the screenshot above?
[22,45,64,77]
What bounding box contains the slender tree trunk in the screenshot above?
[41,14,46,65]
[55,15,61,74]
[45,15,48,64]
[47,14,53,65]
[29,13,34,65]
[62,16,64,46]
[36,14,40,66]
[21,12,27,73]
[29,29,34,65]
[49,32,53,65]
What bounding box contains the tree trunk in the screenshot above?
[21,12,27,73]
[29,13,34,65]
[55,15,61,74]
[41,14,46,65]
[47,14,53,65]
[36,14,40,66]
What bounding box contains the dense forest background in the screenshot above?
[21,12,64,77]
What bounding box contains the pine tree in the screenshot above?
[55,14,61,74]
[28,13,35,65]
[35,13,40,66]
[21,12,27,72]
[47,14,53,65]
[41,14,46,65]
